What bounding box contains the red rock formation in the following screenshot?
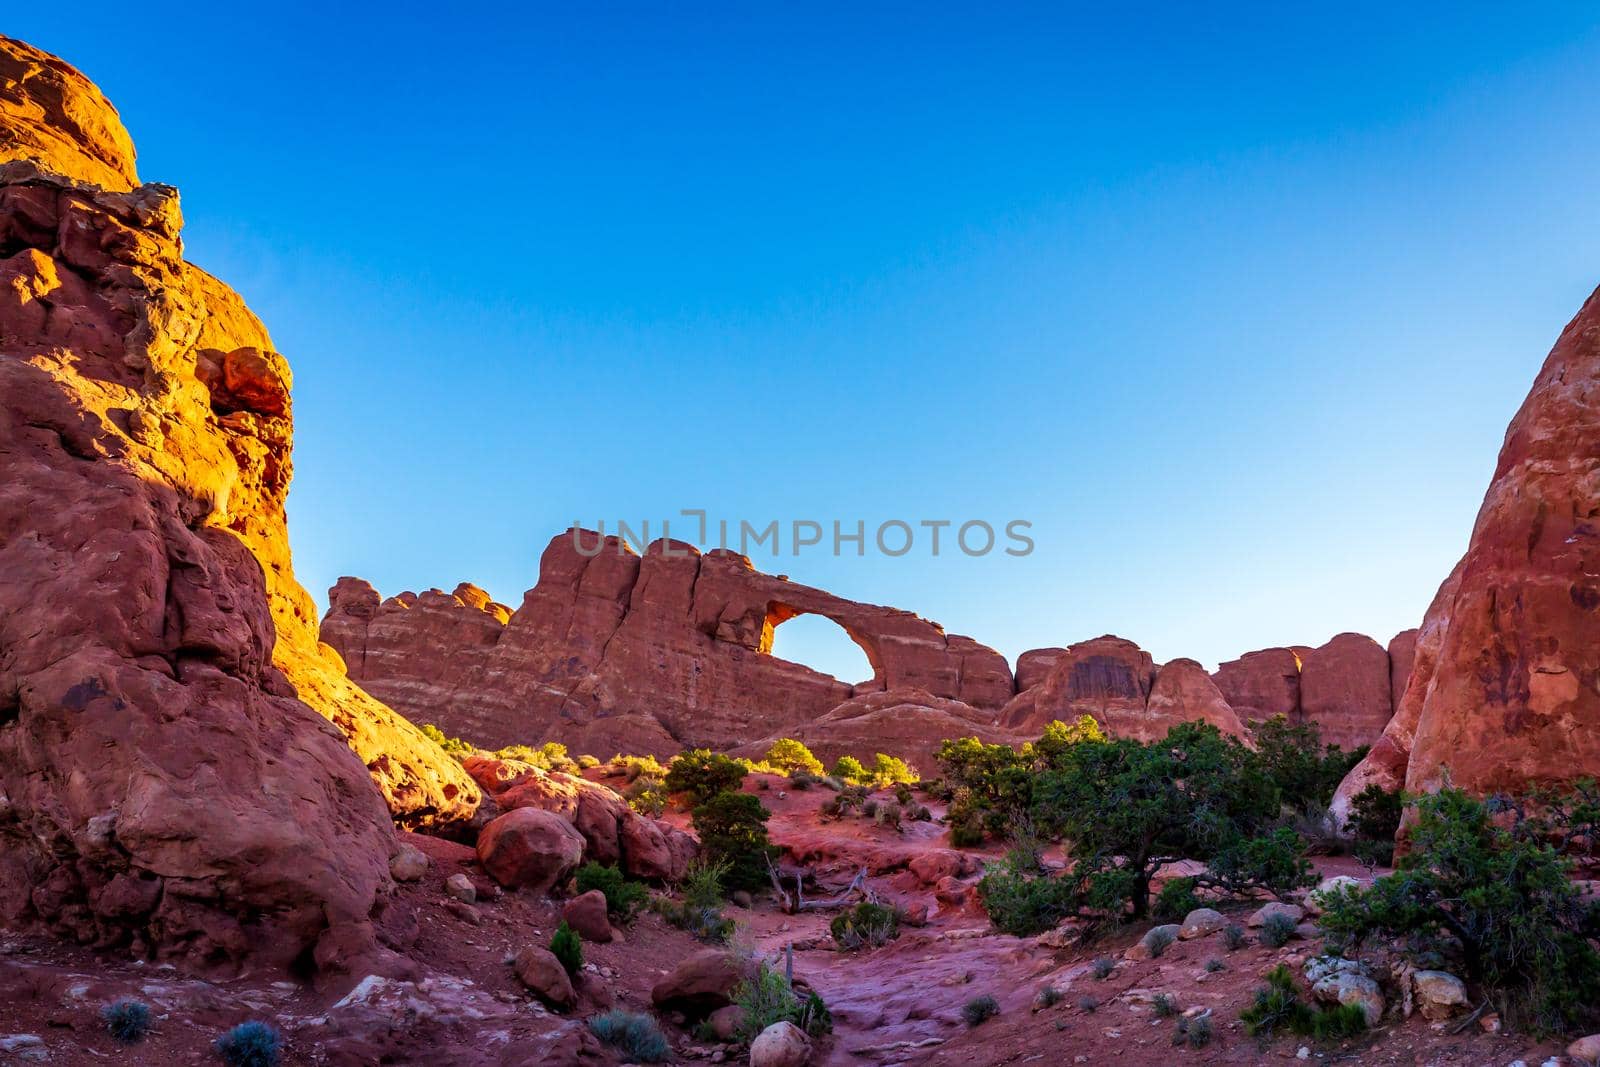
[1002,635,1154,733]
[1141,659,1251,742]
[1401,286,1600,799]
[322,531,1015,753]
[1211,648,1301,724]
[0,35,474,970]
[1386,628,1419,713]
[1013,647,1066,692]
[1297,632,1394,751]
[1329,563,1463,826]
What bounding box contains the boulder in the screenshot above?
[561,890,612,943]
[1305,876,1361,916]
[651,949,748,1016]
[1411,970,1469,1022]
[1247,902,1305,928]
[709,1004,746,1042]
[1567,1035,1600,1064]
[1178,908,1227,940]
[1124,924,1181,960]
[1311,971,1385,1027]
[476,809,585,892]
[749,1021,812,1067]
[390,845,429,883]
[514,946,575,1009]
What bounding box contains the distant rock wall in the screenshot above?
[322,532,1016,755]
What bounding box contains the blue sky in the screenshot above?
[15,4,1600,681]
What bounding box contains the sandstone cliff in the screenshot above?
[0,35,474,970]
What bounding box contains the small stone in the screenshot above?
[445,899,480,925]
[390,844,429,882]
[1296,1046,1310,1060]
[445,873,477,903]
[1478,1011,1501,1034]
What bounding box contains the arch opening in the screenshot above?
[763,608,878,686]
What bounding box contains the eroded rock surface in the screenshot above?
[1401,286,1600,799]
[0,34,473,971]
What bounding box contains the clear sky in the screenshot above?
[15,4,1600,682]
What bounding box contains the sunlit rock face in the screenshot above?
[0,34,475,970]
[322,531,1017,755]
[1398,285,1600,800]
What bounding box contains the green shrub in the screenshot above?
[575,863,647,920]
[551,921,583,976]
[497,740,578,774]
[654,858,736,943]
[1152,993,1179,1018]
[894,782,915,806]
[1091,957,1115,980]
[789,772,816,790]
[624,776,667,816]
[665,749,748,804]
[1204,827,1316,900]
[587,1010,669,1063]
[962,994,1000,1027]
[1222,923,1247,951]
[765,738,825,777]
[830,755,867,783]
[1250,716,1364,812]
[1154,877,1201,920]
[1028,723,1280,920]
[1174,1013,1213,1048]
[1147,925,1176,958]
[421,723,474,756]
[1318,787,1600,1034]
[866,753,918,787]
[691,791,776,893]
[875,801,903,831]
[607,753,669,782]
[1258,912,1298,948]
[950,816,986,848]
[1036,984,1062,1008]
[977,862,1079,936]
[733,961,833,1042]
[830,901,901,951]
[214,1022,281,1067]
[102,999,151,1044]
[1205,957,1226,973]
[1347,783,1403,865]
[1077,995,1099,1013]
[577,754,601,769]
[1240,965,1366,1042]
